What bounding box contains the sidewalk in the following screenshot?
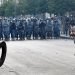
[60,34,71,39]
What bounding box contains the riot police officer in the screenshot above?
[26,19,33,40]
[10,19,16,41]
[2,18,10,41]
[18,20,25,40]
[53,20,60,39]
[46,19,53,39]
[15,19,20,40]
[33,19,39,40]
[22,19,27,40]
[39,20,46,39]
[64,16,70,36]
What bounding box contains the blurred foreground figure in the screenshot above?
[0,41,7,67]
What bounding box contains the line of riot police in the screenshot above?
[0,17,61,41]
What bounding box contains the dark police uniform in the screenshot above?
[10,21,16,40]
[26,20,33,40]
[2,19,10,41]
[46,20,53,39]
[39,21,46,39]
[18,21,25,40]
[33,19,39,39]
[53,20,60,38]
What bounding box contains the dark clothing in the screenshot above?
[26,21,33,40]
[10,22,16,40]
[33,21,39,39]
[39,22,46,39]
[3,21,10,41]
[46,21,53,39]
[53,22,60,38]
[18,22,25,40]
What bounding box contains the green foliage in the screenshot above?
[54,0,75,14]
[0,0,75,16]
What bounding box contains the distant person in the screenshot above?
[10,20,16,41]
[18,20,25,40]
[53,20,60,39]
[2,18,10,41]
[39,20,46,39]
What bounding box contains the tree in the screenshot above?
[0,0,75,16]
[52,0,75,15]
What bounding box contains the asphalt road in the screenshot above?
[0,39,75,75]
